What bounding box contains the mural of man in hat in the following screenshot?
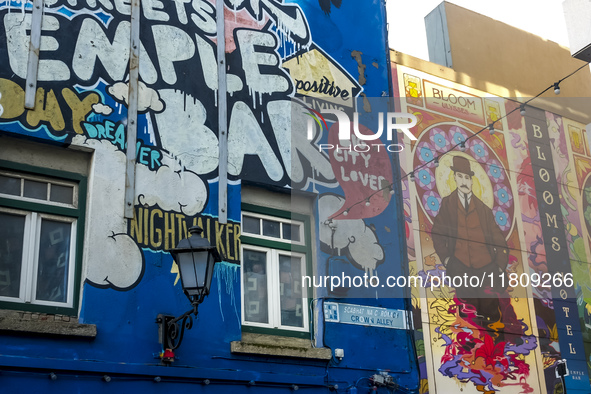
[431,155,509,327]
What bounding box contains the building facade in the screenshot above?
[393,3,591,394]
[0,0,419,392]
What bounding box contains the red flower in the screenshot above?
[475,335,506,367]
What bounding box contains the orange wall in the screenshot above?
[393,1,591,123]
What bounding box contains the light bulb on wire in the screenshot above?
[330,64,588,223]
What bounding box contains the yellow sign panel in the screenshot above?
[283,48,360,107]
[423,80,485,125]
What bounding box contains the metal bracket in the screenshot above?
[24,0,45,109]
[216,0,228,224]
[124,0,141,219]
[156,306,198,351]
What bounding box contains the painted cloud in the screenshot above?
[108,81,164,113]
[136,158,208,217]
[71,136,144,290]
[92,103,113,116]
[72,135,208,289]
[318,194,384,272]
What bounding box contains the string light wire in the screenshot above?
[332,62,590,217]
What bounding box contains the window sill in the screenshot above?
[231,332,331,360]
[0,310,96,338]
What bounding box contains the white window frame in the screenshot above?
[0,169,78,210]
[0,207,77,308]
[241,211,305,246]
[240,245,309,332]
[240,211,309,333]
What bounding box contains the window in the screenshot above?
[0,163,86,314]
[241,207,311,335]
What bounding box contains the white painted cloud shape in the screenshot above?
[318,194,384,271]
[135,162,208,217]
[92,102,113,116]
[71,135,208,288]
[71,136,144,289]
[108,81,164,113]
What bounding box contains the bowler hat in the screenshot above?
[450,156,474,176]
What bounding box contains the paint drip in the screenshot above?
[215,262,240,327]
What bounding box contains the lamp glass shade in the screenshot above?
[204,252,215,294]
[170,226,221,304]
[177,250,210,296]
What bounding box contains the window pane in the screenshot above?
[262,219,280,238]
[23,179,47,200]
[50,184,74,205]
[242,216,260,235]
[243,250,268,324]
[0,175,20,196]
[0,213,25,298]
[36,219,71,303]
[282,223,301,242]
[279,255,304,328]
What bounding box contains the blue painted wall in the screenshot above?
[0,0,418,392]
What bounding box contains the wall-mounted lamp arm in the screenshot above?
[156,304,198,351]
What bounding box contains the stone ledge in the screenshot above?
[231,333,331,360]
[0,310,97,338]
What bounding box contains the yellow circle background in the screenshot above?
[434,152,494,209]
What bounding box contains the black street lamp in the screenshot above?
[156,226,221,357]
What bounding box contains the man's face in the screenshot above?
[454,171,473,194]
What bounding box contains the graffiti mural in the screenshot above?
[393,63,591,393]
[0,0,362,291]
[0,0,425,390]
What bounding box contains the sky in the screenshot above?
[386,0,571,61]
